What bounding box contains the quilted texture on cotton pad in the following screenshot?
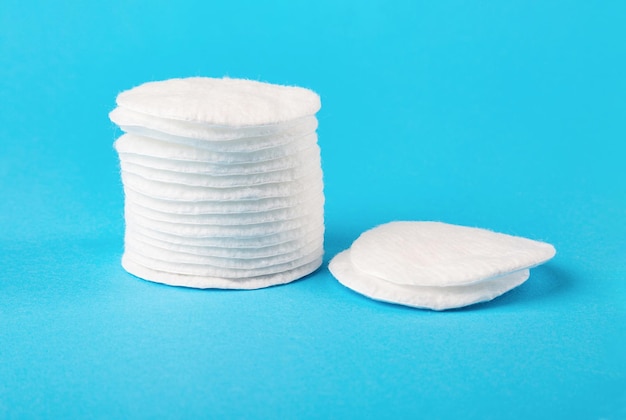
[115,77,321,126]
[121,254,323,290]
[110,107,318,144]
[349,221,555,287]
[329,250,530,311]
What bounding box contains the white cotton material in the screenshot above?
[110,106,318,145]
[124,244,324,278]
[328,221,556,310]
[329,250,530,311]
[118,152,320,188]
[122,186,324,215]
[125,221,325,249]
[349,221,556,287]
[124,196,323,226]
[124,206,323,238]
[125,232,323,269]
[120,170,322,201]
[121,254,323,290]
[114,133,318,164]
[111,77,324,289]
[117,143,321,176]
[115,77,321,126]
[126,227,323,260]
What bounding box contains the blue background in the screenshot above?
[1,0,625,418]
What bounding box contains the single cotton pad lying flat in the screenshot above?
[115,77,321,126]
[330,250,530,311]
[110,106,318,145]
[350,221,556,287]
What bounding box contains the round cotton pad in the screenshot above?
[349,221,556,287]
[114,133,318,164]
[122,254,323,290]
[110,106,318,144]
[329,250,530,311]
[117,143,321,176]
[115,77,321,126]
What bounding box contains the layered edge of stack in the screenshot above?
[110,77,325,289]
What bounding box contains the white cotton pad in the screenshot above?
[125,232,323,269]
[124,244,324,278]
[349,221,556,287]
[117,143,321,176]
[110,106,318,145]
[122,185,324,215]
[124,195,323,225]
[126,226,323,260]
[121,253,323,289]
[118,151,320,188]
[125,220,325,249]
[329,250,530,311]
[124,206,323,238]
[115,77,321,126]
[120,169,322,201]
[114,133,318,164]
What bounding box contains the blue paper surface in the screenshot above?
[1,1,625,418]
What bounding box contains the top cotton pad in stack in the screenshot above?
[110,77,324,289]
[329,221,556,310]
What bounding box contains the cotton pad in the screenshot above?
[330,250,530,311]
[119,153,320,188]
[126,221,325,249]
[114,132,318,164]
[111,77,324,289]
[110,106,318,145]
[328,221,555,310]
[122,185,324,215]
[117,143,321,176]
[350,221,555,287]
[115,77,320,126]
[121,254,322,290]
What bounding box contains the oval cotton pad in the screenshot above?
[329,250,531,311]
[349,221,556,287]
[115,77,320,126]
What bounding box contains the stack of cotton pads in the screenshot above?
[110,77,324,289]
[329,221,556,310]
